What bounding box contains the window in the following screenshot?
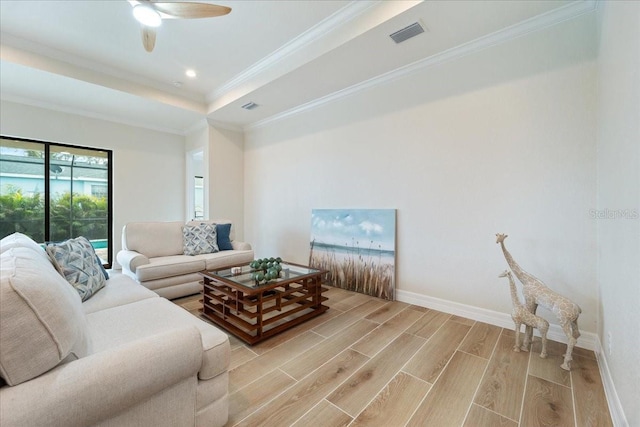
[0,136,113,267]
[91,185,108,198]
[194,175,204,220]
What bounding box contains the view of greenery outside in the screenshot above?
[49,192,108,242]
[0,189,107,242]
[1,137,111,264]
[0,185,45,242]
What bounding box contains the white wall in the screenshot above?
[208,125,245,239]
[0,100,186,264]
[245,14,599,335]
[184,122,245,239]
[596,2,640,425]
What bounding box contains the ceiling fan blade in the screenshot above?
[151,2,231,19]
[141,26,157,52]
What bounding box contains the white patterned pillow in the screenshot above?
[183,223,219,255]
[46,236,106,302]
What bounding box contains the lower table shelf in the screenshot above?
[199,267,329,345]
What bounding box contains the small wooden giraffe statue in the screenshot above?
[499,270,549,358]
[496,233,582,370]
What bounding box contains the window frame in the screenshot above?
[1,135,113,267]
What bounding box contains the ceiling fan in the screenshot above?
[128,1,231,52]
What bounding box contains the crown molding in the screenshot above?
[246,0,597,131]
[1,94,191,136]
[206,1,379,104]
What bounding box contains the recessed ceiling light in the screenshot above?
[173,81,183,88]
[133,4,162,27]
[185,69,197,78]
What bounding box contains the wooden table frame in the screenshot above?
[199,261,329,345]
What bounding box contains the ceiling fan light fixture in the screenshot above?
[133,4,162,27]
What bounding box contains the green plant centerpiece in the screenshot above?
[249,257,283,285]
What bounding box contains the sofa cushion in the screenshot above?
[196,250,255,270]
[138,272,203,291]
[0,247,91,386]
[134,272,204,299]
[136,255,206,282]
[46,236,106,302]
[122,221,184,258]
[0,232,49,263]
[82,271,158,314]
[183,223,219,256]
[86,298,230,380]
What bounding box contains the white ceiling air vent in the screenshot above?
[241,102,259,110]
[389,22,425,44]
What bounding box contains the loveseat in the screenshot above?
[117,220,253,299]
[0,233,230,427]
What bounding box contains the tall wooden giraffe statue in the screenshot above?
[496,233,582,370]
[499,270,549,358]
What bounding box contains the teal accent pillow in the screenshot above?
[216,223,233,251]
[95,254,109,280]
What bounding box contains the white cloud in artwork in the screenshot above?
[313,216,347,231]
[359,220,383,235]
[331,220,345,229]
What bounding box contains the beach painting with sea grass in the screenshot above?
[310,209,396,300]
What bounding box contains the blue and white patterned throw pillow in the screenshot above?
[183,223,219,256]
[46,236,106,302]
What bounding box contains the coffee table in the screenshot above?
[199,261,329,345]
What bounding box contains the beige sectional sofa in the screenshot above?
[0,233,230,427]
[117,220,253,299]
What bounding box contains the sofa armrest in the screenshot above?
[231,241,252,251]
[116,249,150,274]
[0,327,202,427]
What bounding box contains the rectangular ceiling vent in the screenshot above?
[241,102,259,110]
[389,22,425,44]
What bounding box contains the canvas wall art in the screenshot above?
[310,209,396,300]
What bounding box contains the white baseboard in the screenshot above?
[395,289,628,425]
[593,338,629,427]
[396,289,599,350]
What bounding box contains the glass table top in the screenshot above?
[206,262,322,289]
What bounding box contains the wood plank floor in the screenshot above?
[174,286,613,427]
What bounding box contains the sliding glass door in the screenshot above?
[0,136,113,266]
